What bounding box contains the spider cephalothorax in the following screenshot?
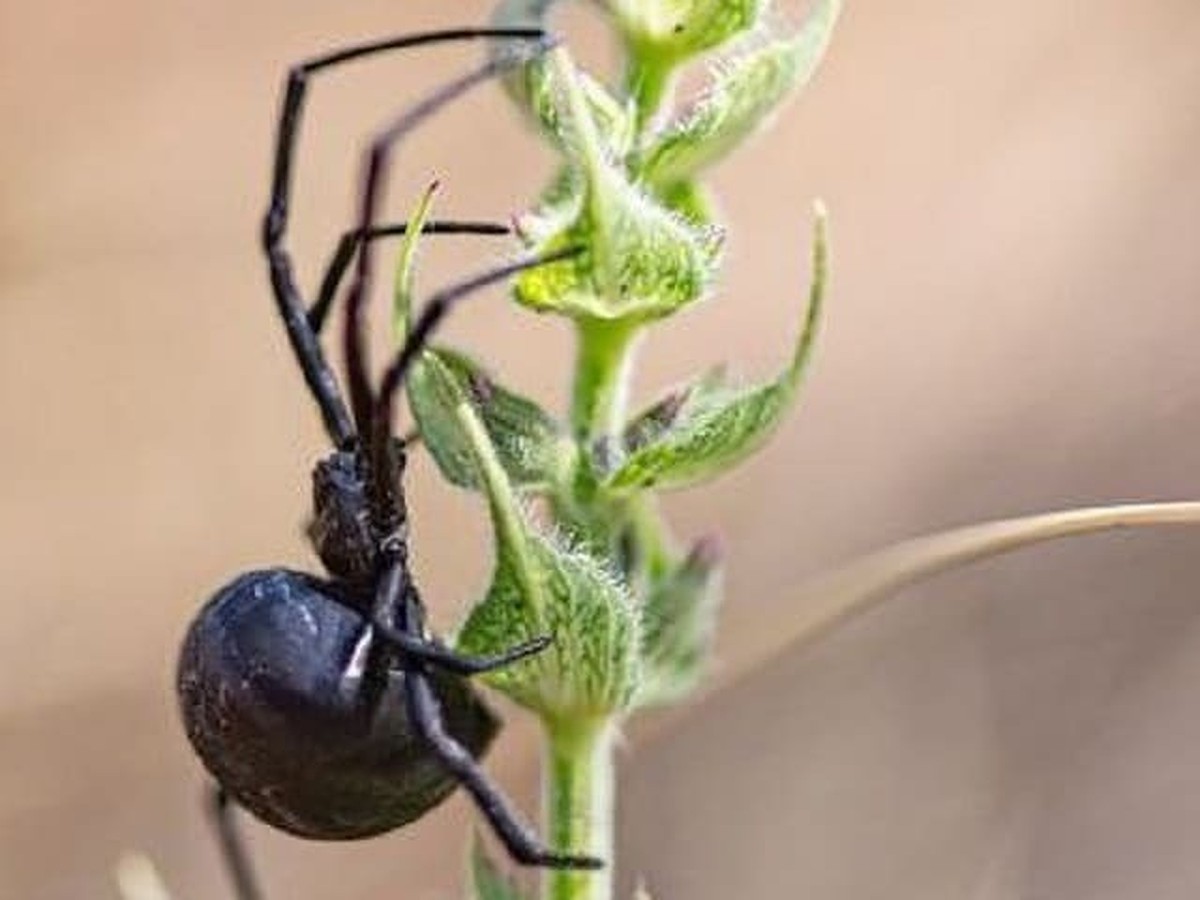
[308,449,381,586]
[175,26,597,900]
[308,442,411,587]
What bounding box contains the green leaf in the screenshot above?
[643,0,842,184]
[457,521,641,718]
[604,204,827,492]
[392,181,439,342]
[515,165,584,248]
[513,49,721,323]
[655,177,718,228]
[407,349,572,492]
[468,839,528,900]
[608,0,766,62]
[491,0,634,152]
[508,54,635,158]
[425,356,639,718]
[634,536,723,707]
[613,363,727,466]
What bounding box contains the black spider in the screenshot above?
[175,27,599,900]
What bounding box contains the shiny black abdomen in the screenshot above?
[177,569,498,839]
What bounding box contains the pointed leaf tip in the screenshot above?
[408,349,571,493]
[512,50,720,323]
[643,0,843,184]
[605,206,828,492]
[636,534,724,707]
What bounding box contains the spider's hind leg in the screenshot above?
[207,786,264,900]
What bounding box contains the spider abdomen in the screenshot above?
[177,568,498,840]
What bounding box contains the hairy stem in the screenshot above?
[624,52,674,131]
[542,717,616,900]
[570,318,640,442]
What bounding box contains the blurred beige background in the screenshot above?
[2,1,1199,898]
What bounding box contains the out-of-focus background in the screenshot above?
[3,0,1199,897]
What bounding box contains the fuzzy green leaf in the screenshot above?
[457,521,640,718]
[468,840,528,900]
[608,0,766,61]
[613,364,727,466]
[643,0,842,184]
[407,349,572,492]
[634,536,723,707]
[604,205,827,492]
[509,55,635,157]
[515,166,584,248]
[655,178,718,228]
[492,0,636,155]
[423,354,639,718]
[513,49,721,323]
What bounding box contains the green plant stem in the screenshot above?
[570,318,639,442]
[542,716,616,900]
[624,52,674,131]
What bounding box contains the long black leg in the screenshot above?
[373,246,581,434]
[262,27,545,448]
[207,786,263,900]
[370,559,550,674]
[308,219,511,334]
[360,245,579,523]
[340,39,554,442]
[376,621,551,675]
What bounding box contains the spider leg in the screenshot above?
[308,219,510,335]
[262,27,546,448]
[207,786,264,900]
[369,558,596,868]
[395,426,422,451]
[360,244,579,517]
[376,622,551,675]
[406,666,603,870]
[339,37,556,439]
[371,559,550,675]
[373,245,582,439]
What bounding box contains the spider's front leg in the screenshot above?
[308,219,511,334]
[259,26,548,448]
[329,26,599,873]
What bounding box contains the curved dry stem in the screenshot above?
[733,501,1200,679]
